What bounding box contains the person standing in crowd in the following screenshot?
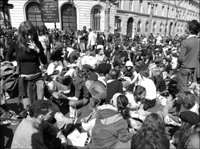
[87,28,97,50]
[106,69,123,103]
[38,25,51,63]
[5,21,47,110]
[96,32,105,54]
[79,26,88,53]
[177,20,200,92]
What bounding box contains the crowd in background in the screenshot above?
[0,19,200,149]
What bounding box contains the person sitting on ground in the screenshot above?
[176,111,200,149]
[106,69,123,103]
[85,73,107,111]
[88,94,134,149]
[134,64,157,110]
[11,100,68,149]
[150,66,167,93]
[65,44,79,64]
[176,91,199,115]
[131,113,170,149]
[96,56,111,78]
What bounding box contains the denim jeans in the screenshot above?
[177,68,194,93]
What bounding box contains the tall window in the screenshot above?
[145,21,149,32]
[137,21,141,33]
[153,22,156,32]
[183,12,185,19]
[181,25,183,33]
[177,24,179,32]
[154,4,158,15]
[91,7,101,31]
[169,22,173,35]
[148,2,151,14]
[26,2,43,27]
[61,4,77,31]
[118,0,123,10]
[115,16,121,32]
[179,11,182,19]
[162,6,165,16]
[171,9,174,18]
[160,23,162,33]
[129,0,133,11]
[139,0,143,13]
[127,17,133,37]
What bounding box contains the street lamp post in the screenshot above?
[105,0,111,40]
[106,0,111,33]
[164,1,170,41]
[72,0,74,31]
[148,0,155,35]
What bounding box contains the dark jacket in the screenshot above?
[178,36,200,69]
[90,109,133,149]
[106,80,123,103]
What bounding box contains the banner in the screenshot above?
[40,0,59,22]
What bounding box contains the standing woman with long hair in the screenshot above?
[131,113,170,149]
[5,21,47,110]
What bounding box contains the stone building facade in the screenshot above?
[5,0,200,37]
[116,0,200,37]
[8,0,118,32]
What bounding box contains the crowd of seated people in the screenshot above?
[0,19,200,149]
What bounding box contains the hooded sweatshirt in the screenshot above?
[89,108,133,149]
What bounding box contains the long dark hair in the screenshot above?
[38,25,47,36]
[17,21,40,51]
[134,85,146,103]
[131,113,168,149]
[116,95,129,119]
[176,122,198,149]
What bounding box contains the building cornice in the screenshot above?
[117,9,187,23]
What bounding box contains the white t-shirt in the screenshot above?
[136,76,157,100]
[81,55,98,69]
[39,35,48,50]
[125,93,140,109]
[171,56,178,70]
[64,68,76,78]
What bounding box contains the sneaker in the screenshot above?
[9,110,21,119]
[0,119,11,125]
[9,118,21,125]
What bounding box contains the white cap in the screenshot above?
[125,61,133,67]
[67,63,77,68]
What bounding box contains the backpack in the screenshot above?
[0,62,15,79]
[3,73,19,98]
